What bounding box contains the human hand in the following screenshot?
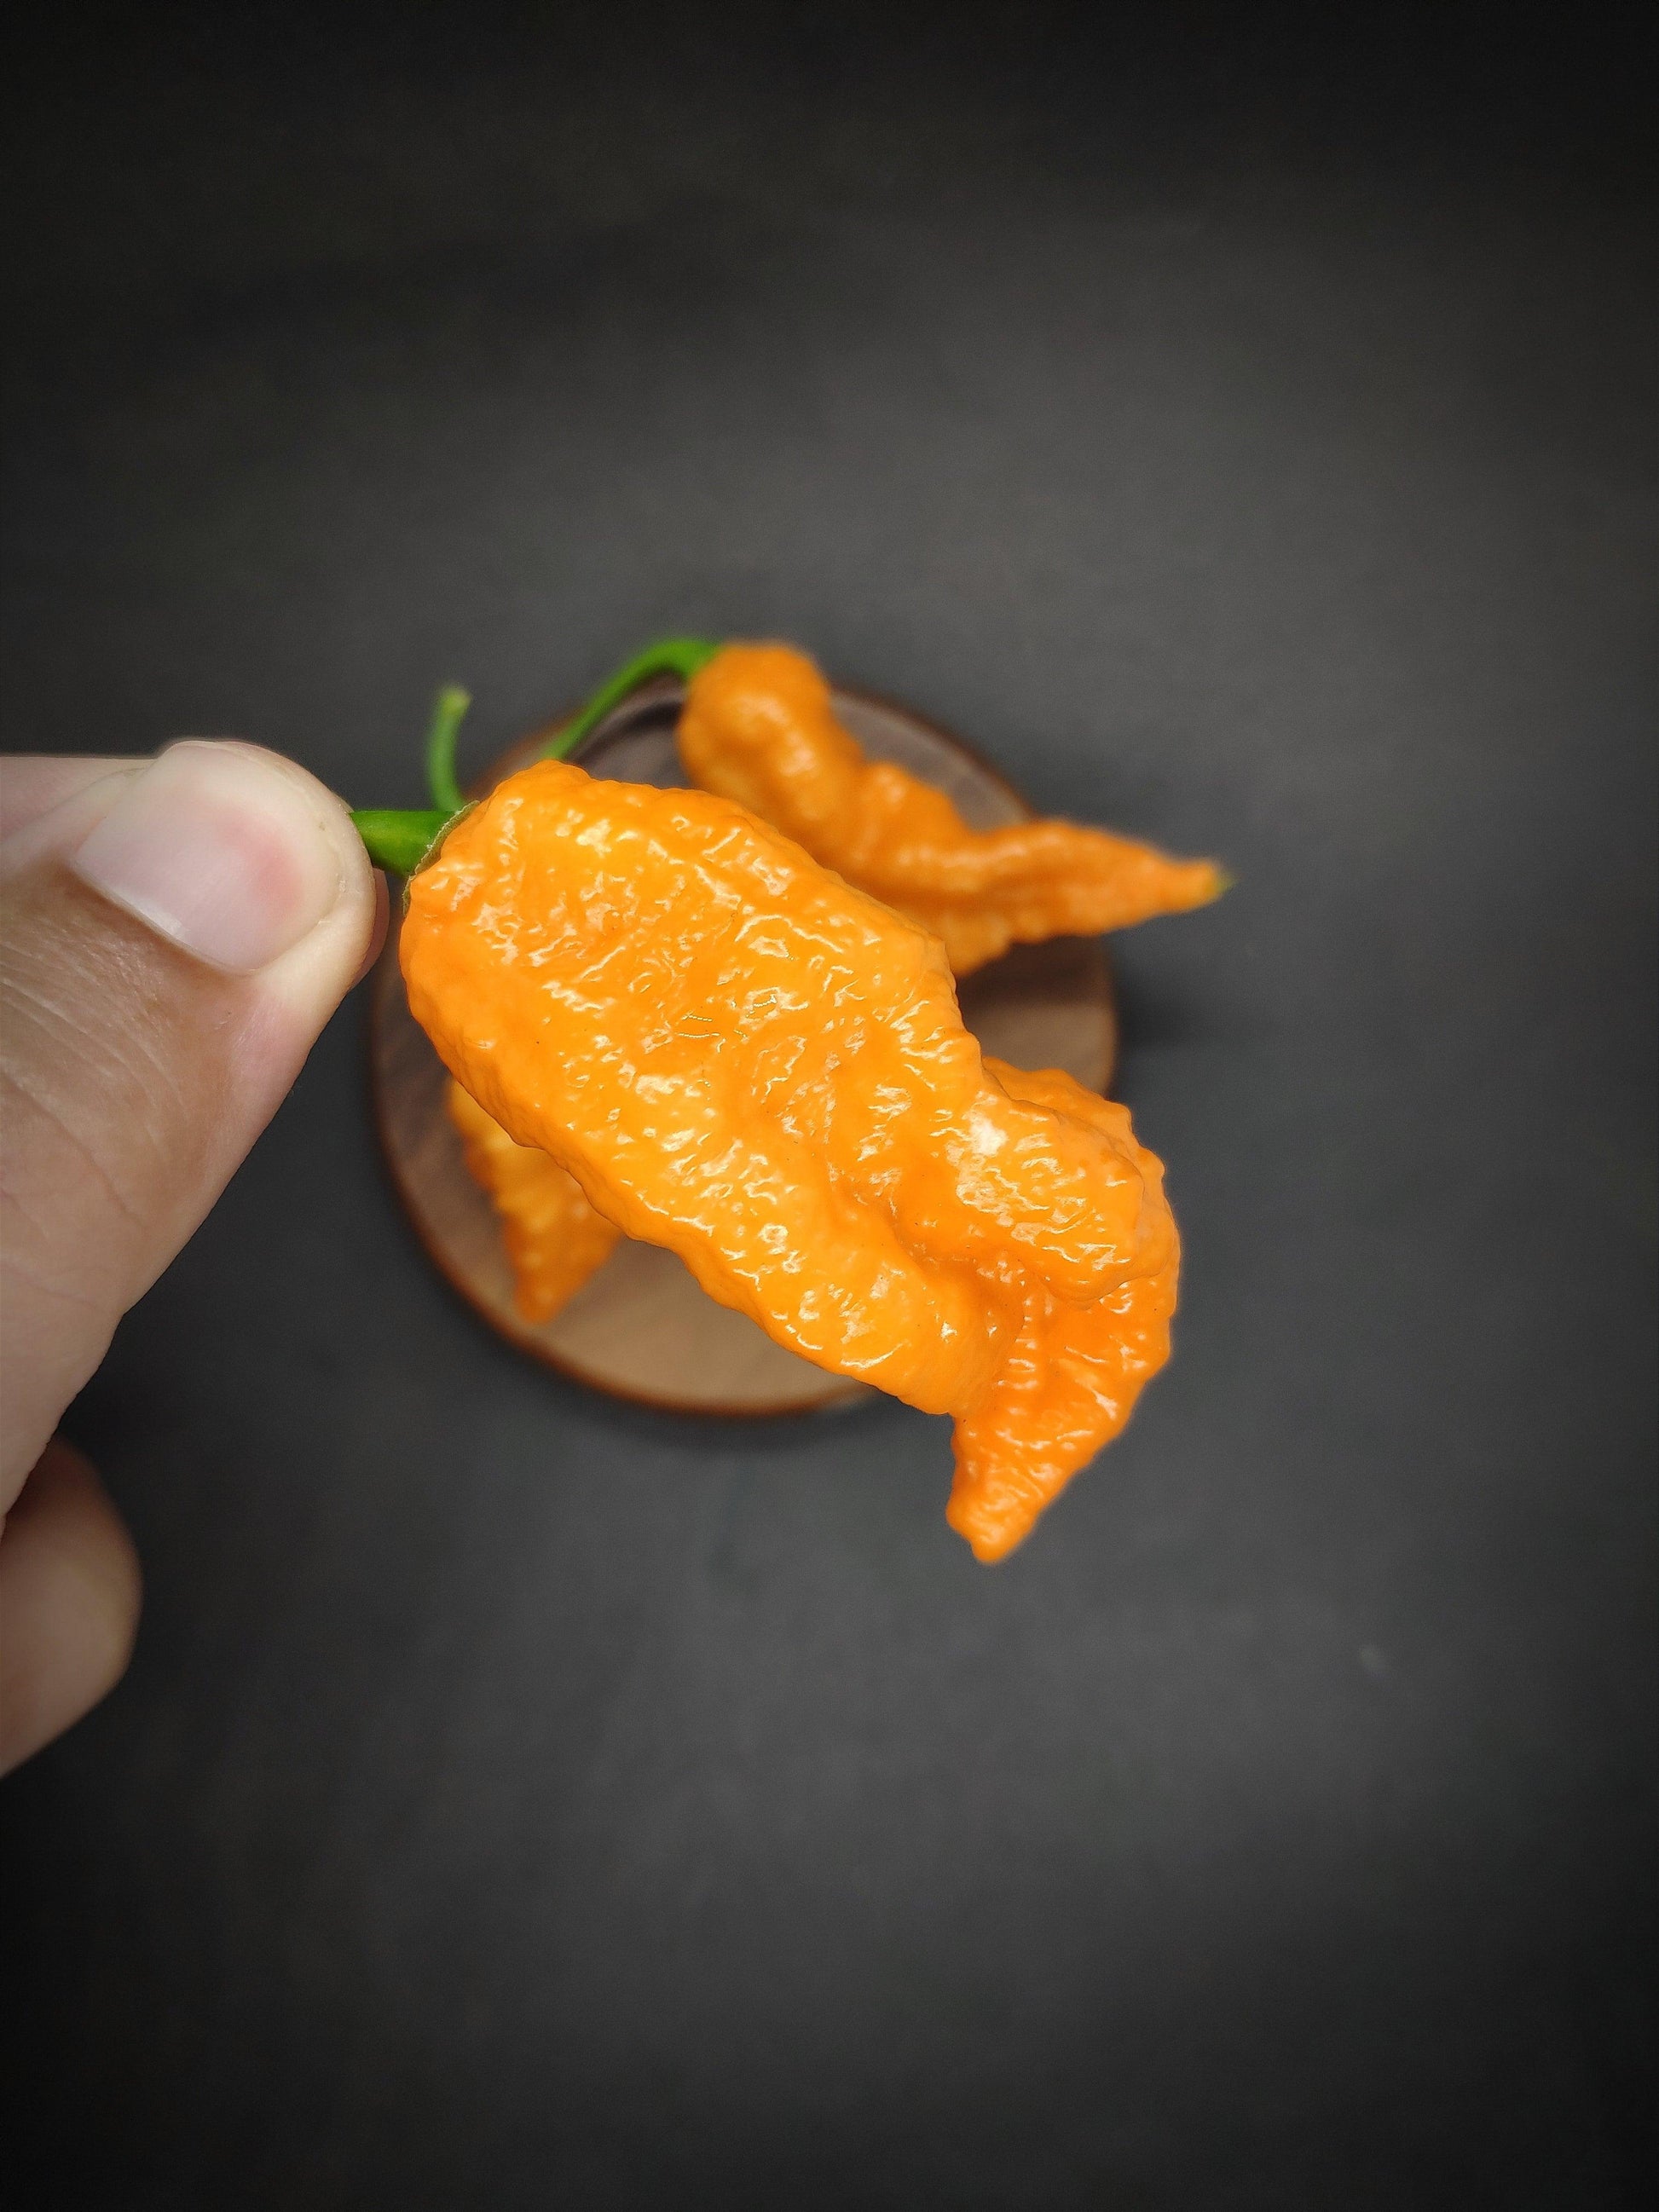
[0,742,384,1773]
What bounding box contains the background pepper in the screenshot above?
[674,640,1228,973]
[446,1077,620,1325]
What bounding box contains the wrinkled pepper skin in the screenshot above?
[949,1062,1179,1560]
[679,643,1226,975]
[402,758,1179,1556]
[447,1078,620,1325]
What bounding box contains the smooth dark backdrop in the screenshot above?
[3,10,1655,2208]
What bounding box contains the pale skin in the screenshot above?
[0,744,385,1774]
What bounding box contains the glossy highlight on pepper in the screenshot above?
[398,755,1182,1558]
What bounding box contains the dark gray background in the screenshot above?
[3,9,1654,2207]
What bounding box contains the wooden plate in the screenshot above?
[368,678,1118,1417]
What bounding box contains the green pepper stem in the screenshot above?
[425,684,471,814]
[350,806,455,876]
[351,642,721,877]
[348,681,472,875]
[543,636,721,761]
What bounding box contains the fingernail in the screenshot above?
[67,742,344,973]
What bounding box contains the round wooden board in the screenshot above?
[368,679,1118,1417]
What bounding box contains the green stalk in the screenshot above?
[424,684,471,816]
[350,682,475,875]
[350,806,456,876]
[542,636,721,761]
[350,642,721,877]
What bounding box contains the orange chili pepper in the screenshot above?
[674,641,1227,974]
[446,1078,620,1325]
[394,756,1180,1558]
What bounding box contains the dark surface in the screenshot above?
[3,11,1655,2209]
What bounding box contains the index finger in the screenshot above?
[0,757,142,846]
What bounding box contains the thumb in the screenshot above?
[0,741,382,1502]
